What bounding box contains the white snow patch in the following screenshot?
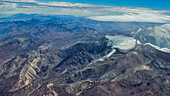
[105,35,136,51]
[134,65,150,72]
[145,43,170,53]
[136,28,142,34]
[137,40,142,45]
[132,51,138,55]
[97,49,116,62]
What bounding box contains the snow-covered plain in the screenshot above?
[105,35,136,51]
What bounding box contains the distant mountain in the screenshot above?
[0,13,163,34]
[131,24,170,49]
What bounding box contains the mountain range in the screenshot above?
[0,14,169,96]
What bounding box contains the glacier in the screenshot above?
[105,35,136,51]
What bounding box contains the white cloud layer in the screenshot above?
[37,2,100,7]
[0,2,16,12]
[1,0,35,2]
[0,0,170,23]
[0,0,35,12]
[87,8,170,23]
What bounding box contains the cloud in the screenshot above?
[0,1,17,12]
[1,0,35,2]
[0,0,35,12]
[87,8,170,23]
[0,0,106,9]
[0,0,170,23]
[37,2,101,8]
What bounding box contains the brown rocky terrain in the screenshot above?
[0,38,169,96]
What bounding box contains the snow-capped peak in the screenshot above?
[159,24,170,30]
[132,24,170,49]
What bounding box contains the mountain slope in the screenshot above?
[0,35,169,96]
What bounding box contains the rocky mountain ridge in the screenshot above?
[0,34,169,96]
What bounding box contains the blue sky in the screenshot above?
[37,0,170,10]
[0,0,170,23]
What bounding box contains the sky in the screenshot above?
[0,0,170,23]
